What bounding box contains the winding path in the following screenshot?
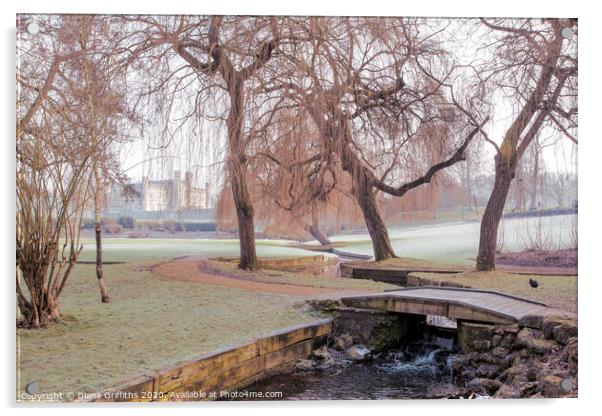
[151,256,376,297]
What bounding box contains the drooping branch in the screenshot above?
[257,151,325,172]
[548,111,577,144]
[371,119,487,197]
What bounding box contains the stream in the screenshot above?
[223,338,466,401]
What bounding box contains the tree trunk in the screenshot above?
[465,153,473,214]
[95,223,110,303]
[305,203,331,246]
[227,78,258,271]
[305,224,330,245]
[17,273,61,328]
[230,174,258,270]
[46,291,61,321]
[476,155,515,271]
[334,118,396,261]
[94,168,110,303]
[354,174,396,261]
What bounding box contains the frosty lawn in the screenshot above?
[17,255,395,397]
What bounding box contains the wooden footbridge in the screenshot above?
[341,287,552,325]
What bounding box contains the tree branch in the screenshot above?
[371,117,488,197]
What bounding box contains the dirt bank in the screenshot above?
[497,249,577,274]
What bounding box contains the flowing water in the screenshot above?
[224,341,463,401]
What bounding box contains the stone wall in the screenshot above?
[453,311,578,398]
[214,255,336,274]
[406,274,468,288]
[339,263,409,283]
[331,307,425,352]
[339,263,464,284]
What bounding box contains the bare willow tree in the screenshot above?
[261,17,486,260]
[17,16,92,327]
[17,15,136,325]
[470,18,578,271]
[247,107,345,245]
[123,16,305,270]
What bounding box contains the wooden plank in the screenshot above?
[164,355,267,400]
[344,296,448,316]
[344,287,548,325]
[90,319,334,402]
[264,339,314,370]
[390,286,547,306]
[158,320,331,394]
[258,319,332,355]
[157,341,259,393]
[448,303,515,325]
[92,375,156,402]
[162,339,316,400]
[389,298,448,316]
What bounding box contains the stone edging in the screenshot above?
[339,263,464,283]
[213,255,336,271]
[80,318,333,402]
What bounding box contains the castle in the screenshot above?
[108,170,211,215]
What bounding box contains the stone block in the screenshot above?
[516,327,561,355]
[539,375,563,398]
[494,384,521,399]
[457,321,495,354]
[553,324,578,345]
[518,314,545,329]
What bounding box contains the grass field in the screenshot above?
[75,237,317,263]
[17,238,577,399]
[327,213,577,266]
[17,244,395,399]
[17,261,314,397]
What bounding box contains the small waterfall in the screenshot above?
[374,339,455,385]
[226,327,462,400]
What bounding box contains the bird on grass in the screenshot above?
[529,278,539,288]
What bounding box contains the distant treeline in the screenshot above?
[82,216,217,233]
[172,222,216,232]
